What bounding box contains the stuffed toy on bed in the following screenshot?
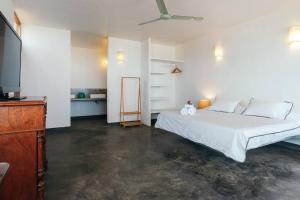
[180,100,196,116]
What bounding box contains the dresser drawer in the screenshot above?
[0,106,45,133]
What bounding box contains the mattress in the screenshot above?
[155,110,300,162]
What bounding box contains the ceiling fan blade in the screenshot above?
[171,15,204,21]
[138,18,162,26]
[156,0,168,15]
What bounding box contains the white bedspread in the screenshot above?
[155,110,300,162]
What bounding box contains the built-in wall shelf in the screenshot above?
[151,85,168,88]
[151,72,169,75]
[71,88,107,117]
[151,97,169,101]
[151,57,184,63]
[141,38,184,126]
[71,98,107,102]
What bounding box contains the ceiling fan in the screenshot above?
[139,0,204,25]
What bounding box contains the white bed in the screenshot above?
[155,110,300,162]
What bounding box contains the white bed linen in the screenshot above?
[155,110,300,162]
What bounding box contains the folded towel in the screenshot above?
[180,104,196,116]
[180,107,188,115]
[188,106,196,115]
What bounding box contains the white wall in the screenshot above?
[70,32,107,89]
[107,37,141,123]
[0,0,14,24]
[141,39,151,126]
[21,25,71,128]
[71,47,106,88]
[71,101,107,117]
[178,4,300,144]
[151,44,176,59]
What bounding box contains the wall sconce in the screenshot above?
[101,59,108,68]
[214,46,224,62]
[289,26,300,49]
[116,50,125,64]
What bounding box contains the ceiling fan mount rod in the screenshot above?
[161,14,172,20]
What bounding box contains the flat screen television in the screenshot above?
[0,11,23,100]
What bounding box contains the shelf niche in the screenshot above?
[141,38,184,126]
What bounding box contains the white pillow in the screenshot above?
[243,99,293,120]
[235,99,251,114]
[286,112,300,121]
[207,98,240,113]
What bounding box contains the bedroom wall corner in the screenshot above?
[178,2,300,145]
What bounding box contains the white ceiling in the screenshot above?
[13,0,293,44]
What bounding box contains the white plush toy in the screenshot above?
[180,100,196,116]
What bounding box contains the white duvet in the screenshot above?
[155,110,300,162]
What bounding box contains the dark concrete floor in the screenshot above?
[46,118,300,200]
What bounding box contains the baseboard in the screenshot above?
[71,115,107,120]
[46,126,71,132]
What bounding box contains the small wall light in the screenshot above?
[101,59,108,68]
[214,46,224,62]
[289,26,300,49]
[116,50,125,64]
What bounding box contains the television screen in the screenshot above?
[0,12,22,94]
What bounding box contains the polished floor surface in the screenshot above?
[46,118,300,200]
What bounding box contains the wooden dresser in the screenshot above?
[0,97,47,200]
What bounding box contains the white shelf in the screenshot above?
[151,85,168,88]
[151,97,169,101]
[151,72,169,75]
[151,57,184,63]
[71,98,107,102]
